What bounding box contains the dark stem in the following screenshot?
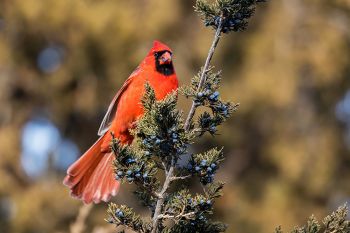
[150,18,223,233]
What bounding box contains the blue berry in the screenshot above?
[187,164,193,170]
[228,19,235,26]
[197,92,204,98]
[143,173,148,178]
[209,94,215,100]
[172,133,178,139]
[207,200,212,205]
[195,166,201,172]
[210,163,216,169]
[115,175,121,180]
[172,138,178,143]
[213,91,219,97]
[200,199,205,204]
[116,210,124,218]
[207,167,212,172]
[126,170,132,175]
[155,139,161,144]
[135,173,141,178]
[200,160,207,166]
[127,177,134,182]
[117,171,123,176]
[144,151,150,156]
[126,158,135,164]
[210,126,216,132]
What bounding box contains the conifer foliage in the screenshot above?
[106,1,266,232]
[275,205,350,233]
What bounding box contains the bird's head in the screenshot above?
[148,40,174,76]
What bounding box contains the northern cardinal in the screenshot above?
[63,41,178,204]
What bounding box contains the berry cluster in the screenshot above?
[211,102,230,117]
[111,142,155,184]
[140,128,187,157]
[193,84,235,135]
[188,213,208,227]
[206,15,248,33]
[107,207,126,224]
[200,0,267,33]
[198,112,217,134]
[186,196,213,211]
[195,89,220,107]
[107,204,145,232]
[165,193,213,218]
[188,159,218,185]
[115,166,150,184]
[184,197,212,229]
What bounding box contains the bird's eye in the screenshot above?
[154,52,158,57]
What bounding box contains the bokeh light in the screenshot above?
[21,116,79,178]
[21,117,61,177]
[336,90,350,124]
[52,139,79,171]
[37,45,64,74]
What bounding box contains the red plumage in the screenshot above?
[63,41,178,204]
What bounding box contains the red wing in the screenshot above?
[97,67,140,136]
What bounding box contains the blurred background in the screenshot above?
[0,0,350,232]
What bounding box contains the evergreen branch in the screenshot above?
[275,204,350,233]
[151,9,224,233]
[107,204,150,233]
[184,17,223,131]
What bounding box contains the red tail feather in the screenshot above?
[63,135,119,204]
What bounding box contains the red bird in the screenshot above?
[63,41,178,204]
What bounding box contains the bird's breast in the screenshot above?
[106,72,178,147]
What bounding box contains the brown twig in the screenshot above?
[70,204,93,233]
[184,18,223,131]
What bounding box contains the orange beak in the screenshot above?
[159,51,172,65]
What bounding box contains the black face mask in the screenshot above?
[154,51,174,76]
